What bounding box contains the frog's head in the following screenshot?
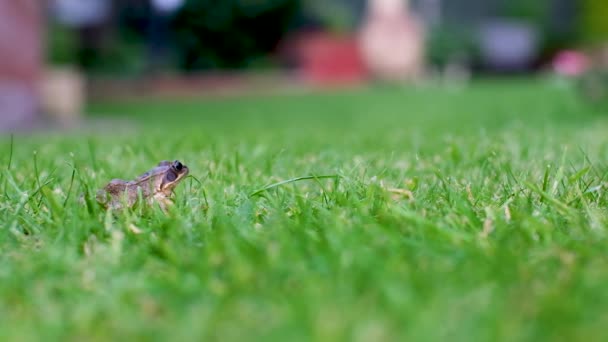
[152,160,190,195]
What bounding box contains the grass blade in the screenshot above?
[249,175,340,197]
[524,181,575,216]
[7,134,13,170]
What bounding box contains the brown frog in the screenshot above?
[96,160,189,211]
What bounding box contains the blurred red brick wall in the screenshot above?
[0,0,42,130]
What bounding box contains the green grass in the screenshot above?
[2,79,608,341]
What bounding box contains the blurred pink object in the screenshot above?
[552,50,590,77]
[0,0,43,131]
[358,0,424,81]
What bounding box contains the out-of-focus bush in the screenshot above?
[48,18,146,74]
[426,26,478,68]
[301,0,356,34]
[502,0,550,25]
[579,0,608,45]
[172,0,300,70]
[47,23,79,66]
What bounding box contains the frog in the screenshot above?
[96,160,189,211]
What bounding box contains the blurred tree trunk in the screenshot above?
[0,0,43,131]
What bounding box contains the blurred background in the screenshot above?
[1,0,607,130]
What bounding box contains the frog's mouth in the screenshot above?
[180,166,190,178]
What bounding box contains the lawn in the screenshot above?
[2,79,608,341]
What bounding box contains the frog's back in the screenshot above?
[96,179,128,208]
[131,165,168,194]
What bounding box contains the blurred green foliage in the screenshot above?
[172,0,300,70]
[47,22,146,74]
[426,26,478,68]
[47,23,78,66]
[47,0,302,73]
[579,0,608,44]
[502,0,550,24]
[301,0,355,34]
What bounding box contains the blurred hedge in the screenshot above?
[579,0,608,44]
[172,0,301,70]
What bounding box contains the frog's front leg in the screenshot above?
[153,193,174,212]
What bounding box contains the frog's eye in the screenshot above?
[173,161,183,171]
[165,171,177,182]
